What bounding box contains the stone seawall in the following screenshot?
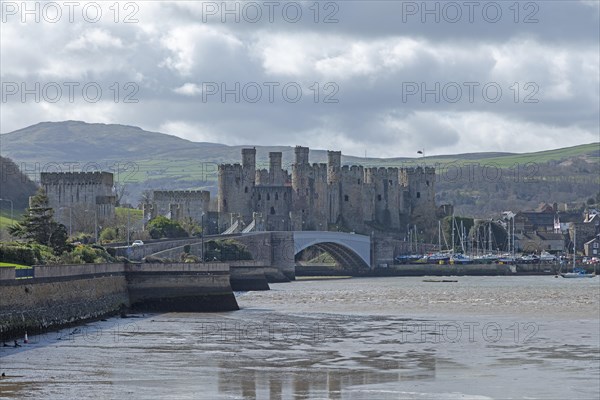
[126,263,238,312]
[0,264,129,342]
[0,262,238,341]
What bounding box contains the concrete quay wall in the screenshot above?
[125,263,238,312]
[373,263,515,276]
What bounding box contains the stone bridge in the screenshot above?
[292,231,371,270]
[113,231,372,280]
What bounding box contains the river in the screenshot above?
[1,276,599,399]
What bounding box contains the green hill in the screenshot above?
[1,121,598,216]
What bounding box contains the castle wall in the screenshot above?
[152,190,210,224]
[339,166,365,232]
[253,186,292,231]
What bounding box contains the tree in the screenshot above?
[9,188,69,253]
[147,216,188,239]
[180,217,202,237]
[100,227,118,242]
[49,223,70,255]
[10,188,55,245]
[139,190,152,206]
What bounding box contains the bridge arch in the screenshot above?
[293,232,371,270]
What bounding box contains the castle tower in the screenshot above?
[339,165,365,232]
[218,148,258,230]
[400,166,436,232]
[327,151,342,184]
[241,147,256,185]
[291,146,312,229]
[295,146,309,165]
[365,167,400,229]
[269,152,284,185]
[41,171,116,233]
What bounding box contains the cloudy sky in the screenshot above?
[1,0,598,157]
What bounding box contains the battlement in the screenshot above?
[401,166,435,175]
[218,163,243,171]
[341,165,364,178]
[295,146,310,165]
[41,171,113,185]
[365,167,399,177]
[311,163,328,174]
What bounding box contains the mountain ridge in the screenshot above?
[2,120,598,166]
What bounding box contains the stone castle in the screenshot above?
[218,146,439,235]
[41,172,116,232]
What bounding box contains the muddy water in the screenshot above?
[1,276,599,399]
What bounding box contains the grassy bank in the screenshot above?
[0,262,31,269]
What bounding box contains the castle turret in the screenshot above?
[327,151,342,184]
[295,146,309,165]
[292,146,312,229]
[241,147,256,184]
[218,162,253,228]
[269,152,284,185]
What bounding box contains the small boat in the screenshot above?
[473,253,499,264]
[497,253,516,264]
[560,267,596,278]
[518,254,540,264]
[560,227,596,278]
[450,253,473,264]
[540,251,557,262]
[394,254,423,264]
[427,252,451,263]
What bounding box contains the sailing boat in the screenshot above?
[560,226,596,278]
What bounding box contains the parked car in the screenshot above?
[131,240,144,247]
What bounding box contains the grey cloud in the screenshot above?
[0,0,598,157]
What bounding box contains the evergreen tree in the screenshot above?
[9,188,69,253]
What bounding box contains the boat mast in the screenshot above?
[507,217,511,255]
[460,221,465,253]
[512,215,515,259]
[476,224,479,257]
[451,213,455,254]
[573,225,576,271]
[438,220,441,252]
[414,225,418,254]
[488,221,492,253]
